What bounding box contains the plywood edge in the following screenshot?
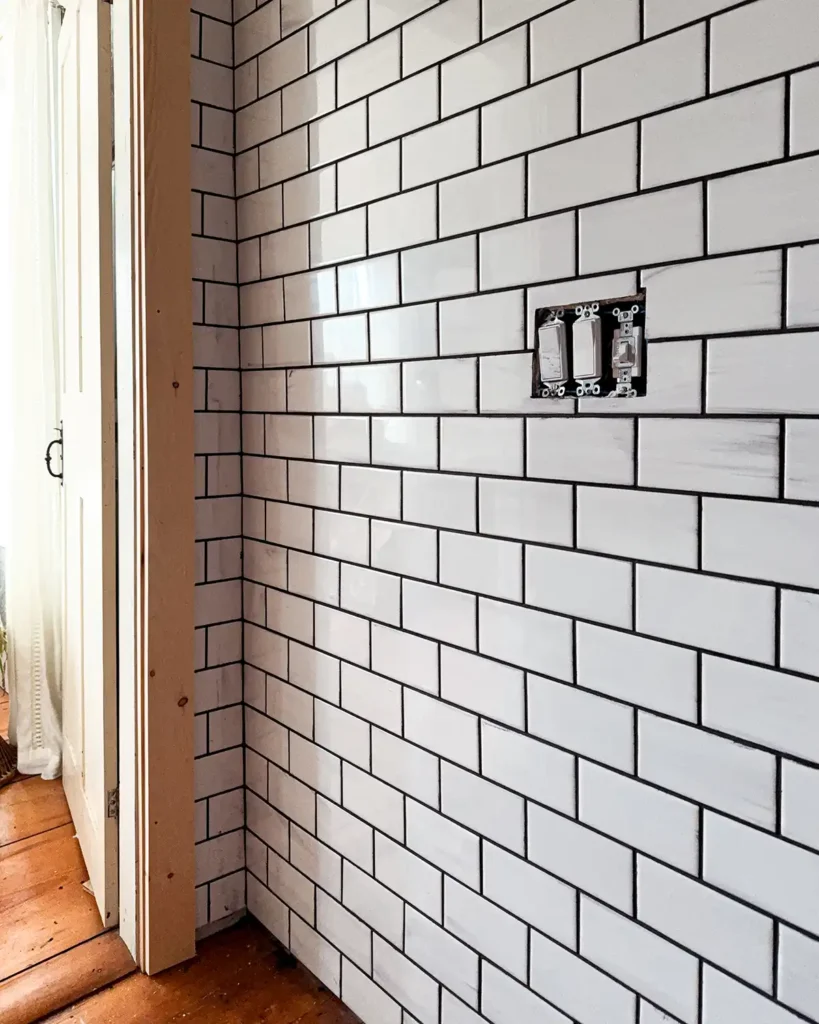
[0,931,136,1024]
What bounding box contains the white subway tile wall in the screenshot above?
[193,0,819,1018]
[192,1,244,930]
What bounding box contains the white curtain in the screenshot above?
[5,0,63,779]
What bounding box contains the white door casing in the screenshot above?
[58,0,118,926]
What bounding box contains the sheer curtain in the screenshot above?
[5,0,63,779]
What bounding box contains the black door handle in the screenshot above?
[45,426,63,482]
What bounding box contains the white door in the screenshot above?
[58,0,118,926]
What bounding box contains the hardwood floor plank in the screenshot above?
[0,776,72,848]
[42,920,361,1024]
[0,931,137,1024]
[0,823,89,914]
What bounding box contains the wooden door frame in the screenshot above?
[112,0,196,975]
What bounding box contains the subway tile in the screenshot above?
[237,94,282,152]
[406,907,479,1008]
[317,795,373,872]
[405,689,479,769]
[314,415,370,463]
[529,803,634,914]
[583,25,705,132]
[703,654,819,763]
[316,892,371,972]
[282,66,336,132]
[371,519,438,580]
[442,761,525,854]
[702,497,819,589]
[580,184,703,276]
[781,589,819,678]
[441,646,523,727]
[480,213,575,290]
[260,129,310,187]
[639,857,774,990]
[707,332,819,414]
[372,417,438,470]
[442,26,527,117]
[309,0,367,69]
[528,417,634,485]
[340,363,401,414]
[370,304,438,361]
[343,959,402,1024]
[283,167,336,225]
[645,251,781,339]
[640,709,776,829]
[310,209,367,268]
[402,238,477,303]
[483,962,575,1024]
[643,0,738,36]
[441,417,523,476]
[479,597,573,680]
[403,357,476,414]
[787,244,819,328]
[440,160,524,237]
[341,563,401,625]
[403,579,477,650]
[370,0,437,36]
[709,156,819,254]
[315,604,371,666]
[440,532,522,602]
[284,268,337,319]
[368,187,438,256]
[639,418,779,497]
[642,80,785,189]
[371,729,439,806]
[637,565,776,664]
[479,478,573,547]
[312,313,369,363]
[791,65,819,156]
[527,545,632,629]
[446,878,527,983]
[259,30,308,94]
[370,615,438,695]
[778,927,819,1022]
[343,763,405,841]
[282,0,334,35]
[483,721,574,813]
[482,73,577,163]
[531,0,640,80]
[402,112,479,190]
[339,255,400,311]
[440,290,523,356]
[373,937,439,1024]
[338,31,401,105]
[314,509,370,566]
[710,0,819,92]
[261,225,309,278]
[782,760,819,852]
[369,69,439,146]
[236,1,281,62]
[402,0,479,76]
[403,471,477,532]
[309,102,368,167]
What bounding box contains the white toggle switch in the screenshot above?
[537,318,568,397]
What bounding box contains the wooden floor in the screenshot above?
[40,919,361,1023]
[0,691,137,1023]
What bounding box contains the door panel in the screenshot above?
[58,0,118,926]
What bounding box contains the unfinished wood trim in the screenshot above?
[114,0,196,975]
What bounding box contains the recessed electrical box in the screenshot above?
[532,294,647,400]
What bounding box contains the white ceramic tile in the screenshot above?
[265,413,312,458]
[577,622,697,721]
[263,321,311,367]
[531,0,640,80]
[526,546,632,628]
[442,26,527,117]
[480,213,575,290]
[310,102,368,167]
[371,519,437,580]
[372,417,438,470]
[341,663,401,733]
[283,167,336,226]
[643,0,738,36]
[312,314,369,364]
[281,0,334,35]
[284,268,337,319]
[529,124,638,216]
[707,332,819,414]
[313,415,369,462]
[703,496,819,589]
[446,878,528,983]
[338,31,401,105]
[343,960,402,1024]
[527,418,634,485]
[637,565,776,664]
[584,24,706,133]
[479,597,573,679]
[405,689,479,770]
[288,460,339,510]
[192,58,233,110]
[314,509,370,565]
[260,128,310,187]
[373,937,438,1024]
[341,465,401,519]
[483,963,576,1024]
[402,238,477,303]
[403,357,476,414]
[440,532,522,602]
[483,720,574,813]
[259,30,309,94]
[642,80,785,189]
[288,549,339,605]
[241,280,285,327]
[788,244,819,327]
[369,69,439,146]
[369,0,437,36]
[403,471,476,532]
[236,1,281,62]
[579,339,703,415]
[237,94,282,151]
[704,811,819,938]
[479,477,572,547]
[310,209,367,268]
[403,579,477,649]
[261,226,308,279]
[402,0,479,76]
[645,251,781,340]
[372,730,439,807]
[309,0,367,69]
[442,761,525,854]
[639,418,780,497]
[282,66,336,132]
[371,623,439,695]
[341,563,401,625]
[338,142,400,209]
[778,927,819,1022]
[338,255,400,312]
[238,186,283,240]
[440,646,523,727]
[781,589,819,678]
[640,709,776,829]
[482,73,576,163]
[791,65,819,156]
[440,159,524,237]
[368,187,438,255]
[441,417,523,476]
[370,304,438,362]
[340,363,401,413]
[317,795,373,872]
[287,365,339,412]
[703,654,819,764]
[581,184,703,275]
[402,112,479,190]
[710,0,819,92]
[440,291,523,356]
[709,155,819,254]
[528,803,633,914]
[581,898,699,1024]
[782,760,819,852]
